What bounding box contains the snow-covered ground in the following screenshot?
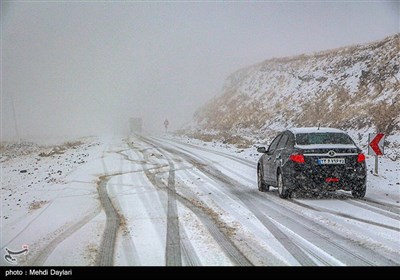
[1,134,399,266]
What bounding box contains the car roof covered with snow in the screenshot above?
[288,127,346,134]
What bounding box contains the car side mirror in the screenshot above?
[257,147,267,153]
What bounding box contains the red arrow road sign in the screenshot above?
[368,133,385,156]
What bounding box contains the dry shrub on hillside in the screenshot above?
[181,130,251,148]
[294,86,373,130]
[369,100,400,135]
[63,140,84,149]
[295,91,331,127]
[39,140,84,157]
[219,132,252,148]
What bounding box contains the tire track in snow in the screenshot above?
[134,137,252,266]
[95,176,121,266]
[6,142,109,266]
[117,142,177,265]
[173,158,343,266]
[23,206,101,266]
[116,147,170,265]
[1,200,56,252]
[150,136,254,167]
[93,145,121,266]
[253,193,400,265]
[173,168,287,266]
[344,199,400,221]
[96,143,148,266]
[109,147,142,266]
[239,196,316,265]
[136,139,182,266]
[354,197,400,215]
[164,154,182,266]
[288,191,400,220]
[180,227,202,266]
[291,199,400,232]
[154,139,400,265]
[148,138,316,265]
[176,193,252,266]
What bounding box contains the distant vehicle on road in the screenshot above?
[257,127,367,198]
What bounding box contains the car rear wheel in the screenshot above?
[278,172,290,199]
[257,165,269,192]
[351,183,366,198]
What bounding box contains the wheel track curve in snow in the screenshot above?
[344,199,400,220]
[134,137,252,266]
[252,193,399,265]
[148,138,318,265]
[152,138,400,265]
[290,199,400,232]
[95,175,120,266]
[137,138,182,266]
[127,145,203,266]
[3,142,110,266]
[25,206,101,266]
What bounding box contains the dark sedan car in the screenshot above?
[257,127,367,198]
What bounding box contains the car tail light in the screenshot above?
[289,153,305,163]
[357,153,366,162]
[326,178,339,183]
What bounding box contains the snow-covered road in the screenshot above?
[1,135,399,266]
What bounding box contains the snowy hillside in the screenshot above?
[187,34,399,153]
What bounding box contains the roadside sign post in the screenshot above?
[368,133,385,175]
[164,119,169,133]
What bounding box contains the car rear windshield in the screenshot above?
[295,133,354,145]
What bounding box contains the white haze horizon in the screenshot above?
[1,1,399,142]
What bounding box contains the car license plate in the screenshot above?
[317,158,345,165]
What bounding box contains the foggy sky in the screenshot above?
[1,1,399,141]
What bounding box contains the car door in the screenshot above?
[263,133,282,184]
[272,133,289,184]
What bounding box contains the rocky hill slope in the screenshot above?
[187,34,399,150]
